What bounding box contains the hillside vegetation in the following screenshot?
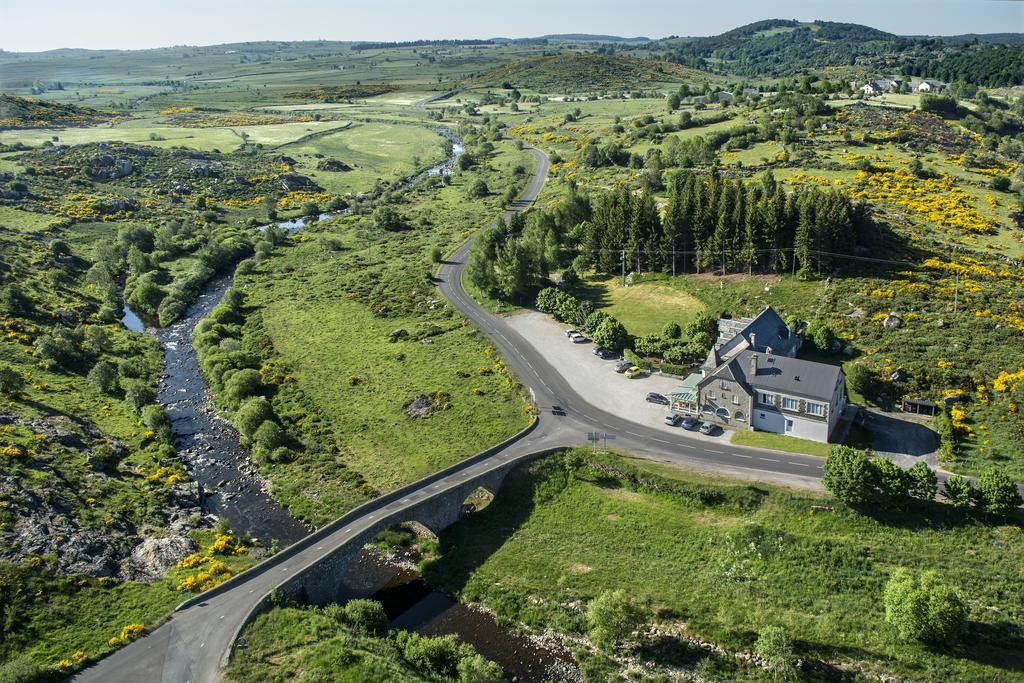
[0,94,118,129]
[465,53,703,92]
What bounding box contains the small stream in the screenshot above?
[118,128,579,679]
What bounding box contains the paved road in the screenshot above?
[73,128,826,683]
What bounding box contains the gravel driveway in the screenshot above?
[506,311,729,442]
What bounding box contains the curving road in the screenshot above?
[73,129,827,683]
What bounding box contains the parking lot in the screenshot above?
[506,311,730,441]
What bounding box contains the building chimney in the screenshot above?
[750,353,758,375]
[750,332,757,350]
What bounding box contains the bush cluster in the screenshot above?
[192,285,291,463]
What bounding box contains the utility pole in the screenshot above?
[621,249,626,288]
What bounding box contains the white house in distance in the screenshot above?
[912,80,946,93]
[671,307,847,443]
[860,78,901,96]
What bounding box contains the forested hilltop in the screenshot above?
[632,19,1024,85]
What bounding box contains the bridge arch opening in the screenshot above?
[462,486,495,515]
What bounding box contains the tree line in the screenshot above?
[467,170,873,304]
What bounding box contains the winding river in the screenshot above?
[122,128,579,681]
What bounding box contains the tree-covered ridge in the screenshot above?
[646,19,1023,84]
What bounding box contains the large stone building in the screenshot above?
[674,307,847,443]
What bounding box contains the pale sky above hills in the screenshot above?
[1,0,1021,52]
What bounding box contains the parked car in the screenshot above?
[595,348,617,360]
[571,334,589,344]
[646,392,669,405]
[624,366,644,379]
[698,421,718,435]
[551,405,566,416]
[613,360,632,373]
[664,413,682,426]
[564,329,578,338]
[680,416,699,430]
[592,346,608,356]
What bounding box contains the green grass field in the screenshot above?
[281,122,448,195]
[424,451,1024,682]
[232,140,534,525]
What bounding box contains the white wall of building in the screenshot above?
[751,408,829,442]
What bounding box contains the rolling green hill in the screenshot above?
[465,53,703,92]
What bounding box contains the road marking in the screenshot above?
[219,615,225,620]
[733,454,752,459]
[625,431,643,437]
[679,444,696,449]
[705,449,723,454]
[760,458,780,463]
[651,438,672,444]
[200,643,205,649]
[788,462,811,467]
[281,567,289,572]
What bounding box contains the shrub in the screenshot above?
[1,283,33,315]
[373,204,405,232]
[0,364,25,396]
[118,357,148,379]
[142,405,172,442]
[883,567,966,644]
[586,589,645,651]
[0,655,39,683]
[468,179,490,198]
[822,446,875,506]
[253,420,285,452]
[907,461,938,501]
[396,631,464,679]
[124,383,156,414]
[847,364,873,397]
[224,368,261,408]
[87,361,119,395]
[661,321,682,339]
[235,397,274,439]
[807,320,837,352]
[990,175,1011,192]
[975,467,1022,516]
[754,626,796,680]
[582,310,610,335]
[456,654,503,683]
[942,474,975,507]
[592,317,630,352]
[341,599,388,636]
[554,294,580,324]
[535,287,562,314]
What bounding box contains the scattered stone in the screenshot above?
[123,536,196,581]
[883,312,903,329]
[388,328,408,341]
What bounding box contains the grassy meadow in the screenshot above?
[424,451,1024,682]
[232,139,535,525]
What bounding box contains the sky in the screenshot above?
[0,0,1022,52]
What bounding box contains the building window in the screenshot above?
[720,380,728,390]
[707,390,716,400]
[732,395,740,405]
[782,397,798,411]
[759,412,767,419]
[735,411,745,422]
[785,419,794,432]
[759,392,774,406]
[806,402,825,416]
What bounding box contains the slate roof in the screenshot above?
[717,307,799,358]
[718,349,843,402]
